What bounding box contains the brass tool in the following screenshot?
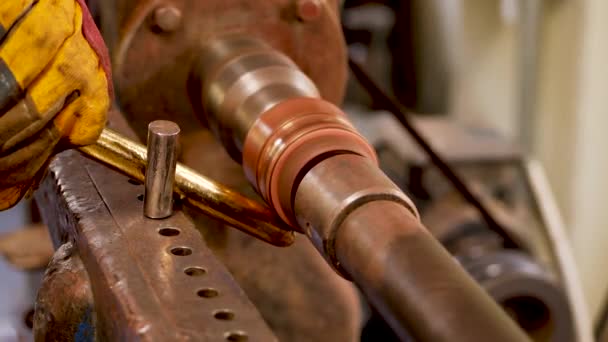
[79,128,295,247]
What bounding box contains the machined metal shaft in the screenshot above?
[79,128,294,247]
[144,120,180,219]
[193,34,530,341]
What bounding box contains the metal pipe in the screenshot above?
[193,35,319,162]
[144,120,179,219]
[79,128,294,247]
[294,154,528,341]
[193,35,530,341]
[336,200,525,340]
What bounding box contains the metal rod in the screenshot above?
[193,35,530,341]
[295,154,530,341]
[79,128,295,247]
[144,120,179,219]
[337,202,528,341]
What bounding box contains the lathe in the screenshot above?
[12,1,587,341]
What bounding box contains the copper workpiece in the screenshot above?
[33,243,95,341]
[193,34,531,341]
[242,98,380,226]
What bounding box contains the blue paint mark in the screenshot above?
[74,307,95,342]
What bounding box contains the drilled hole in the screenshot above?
[158,227,180,236]
[214,310,235,321]
[137,194,144,201]
[170,247,192,256]
[501,296,551,338]
[23,308,34,330]
[185,267,206,276]
[197,288,219,298]
[225,331,248,341]
[128,179,141,185]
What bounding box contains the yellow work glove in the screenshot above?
[0,0,111,210]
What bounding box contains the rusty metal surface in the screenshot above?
[35,149,277,341]
[34,242,96,341]
[110,0,346,141]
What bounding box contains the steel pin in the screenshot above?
[144,120,180,219]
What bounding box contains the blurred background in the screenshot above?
[449,0,608,321]
[343,0,608,323]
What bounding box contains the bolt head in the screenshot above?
[153,6,182,33]
[297,0,322,22]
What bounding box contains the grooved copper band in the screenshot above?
[0,58,22,113]
[242,97,377,224]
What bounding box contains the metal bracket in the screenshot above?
[35,149,276,341]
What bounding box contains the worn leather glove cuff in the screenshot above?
[76,0,113,98]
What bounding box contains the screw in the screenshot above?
[153,6,182,33]
[297,0,322,22]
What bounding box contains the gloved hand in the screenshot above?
[0,0,111,210]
